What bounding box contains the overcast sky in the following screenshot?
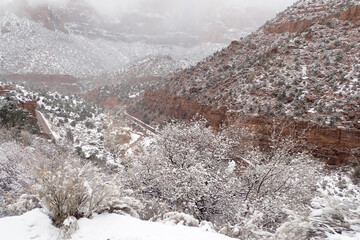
[0,0,298,17]
[0,0,298,45]
[86,0,297,17]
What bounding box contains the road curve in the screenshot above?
[124,111,156,134]
[35,110,53,137]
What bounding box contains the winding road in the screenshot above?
[35,110,53,138]
[124,111,156,134]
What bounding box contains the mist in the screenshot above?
[86,0,295,17]
[0,0,297,45]
[0,0,296,19]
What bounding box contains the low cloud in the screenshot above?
[1,0,296,18]
[0,0,297,44]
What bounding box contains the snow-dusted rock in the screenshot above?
[61,216,79,239]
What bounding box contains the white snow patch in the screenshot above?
[0,209,60,240]
[0,209,235,240]
[302,65,308,80]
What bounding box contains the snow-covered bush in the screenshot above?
[216,148,321,239]
[32,155,114,226]
[275,173,360,240]
[158,212,200,227]
[126,119,240,225]
[103,196,143,218]
[0,141,32,194]
[0,139,34,216]
[230,126,322,238]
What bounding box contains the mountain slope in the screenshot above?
[132,0,360,164]
[0,2,226,92]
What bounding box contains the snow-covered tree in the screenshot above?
[0,140,33,216]
[126,119,240,225]
[275,173,360,239]
[220,123,323,238]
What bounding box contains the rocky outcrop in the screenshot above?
[266,5,360,34]
[338,5,360,24]
[18,101,37,118]
[0,86,5,96]
[265,20,314,34]
[143,90,227,129]
[231,116,360,165]
[27,6,68,33]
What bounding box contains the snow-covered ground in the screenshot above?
[0,209,234,240]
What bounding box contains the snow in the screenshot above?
[302,65,308,80]
[0,209,235,240]
[327,233,360,240]
[0,209,59,240]
[130,132,141,145]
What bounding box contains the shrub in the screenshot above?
[0,141,32,204]
[0,101,29,129]
[85,121,95,129]
[126,119,239,224]
[158,212,199,227]
[33,156,112,227]
[354,167,360,178]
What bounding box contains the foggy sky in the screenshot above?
[0,0,297,18]
[0,0,298,45]
[86,0,296,18]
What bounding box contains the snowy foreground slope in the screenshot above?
[0,209,234,240]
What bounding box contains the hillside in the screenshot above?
[1,0,278,93]
[0,2,226,92]
[127,0,360,164]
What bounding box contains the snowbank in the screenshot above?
[0,209,235,240]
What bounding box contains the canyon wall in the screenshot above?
[144,90,360,164]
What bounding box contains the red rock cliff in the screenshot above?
[18,101,37,118]
[143,90,360,164]
[144,90,227,129]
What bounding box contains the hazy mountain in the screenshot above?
[0,0,232,92]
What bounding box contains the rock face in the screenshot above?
[265,20,313,34]
[0,86,5,96]
[18,101,37,118]
[143,89,360,164]
[266,5,360,34]
[338,5,360,23]
[143,90,227,129]
[17,100,40,131]
[27,6,68,33]
[230,116,360,165]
